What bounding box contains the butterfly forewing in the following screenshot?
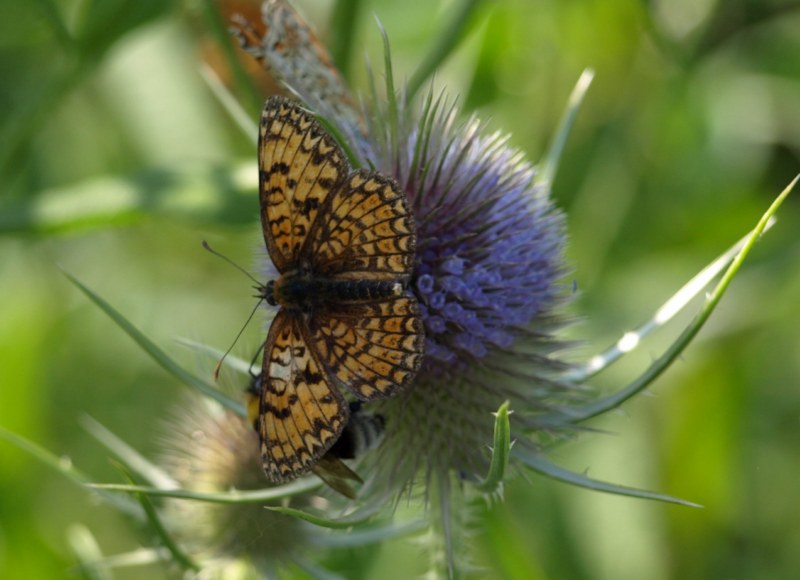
[259,96,348,273]
[309,170,416,281]
[259,310,348,482]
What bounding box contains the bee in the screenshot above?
[246,373,385,499]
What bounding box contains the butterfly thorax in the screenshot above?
[263,269,404,310]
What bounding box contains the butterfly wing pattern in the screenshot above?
[257,96,424,484]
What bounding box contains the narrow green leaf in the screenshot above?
[515,449,701,507]
[313,519,427,548]
[0,426,139,515]
[200,64,259,146]
[376,17,399,156]
[118,468,200,573]
[556,175,797,423]
[329,0,365,80]
[89,479,322,503]
[32,0,75,51]
[63,272,246,417]
[67,525,110,580]
[476,401,511,494]
[562,217,777,383]
[539,68,594,190]
[265,505,378,529]
[81,416,178,489]
[407,0,484,100]
[69,548,169,571]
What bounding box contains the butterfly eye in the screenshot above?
[264,280,278,306]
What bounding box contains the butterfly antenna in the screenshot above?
[202,240,262,287]
[213,297,265,382]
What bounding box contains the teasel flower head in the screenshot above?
[159,395,308,575]
[356,94,571,493]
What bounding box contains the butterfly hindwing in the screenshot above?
[308,296,425,400]
[259,309,348,482]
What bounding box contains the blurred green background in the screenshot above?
[2,0,799,578]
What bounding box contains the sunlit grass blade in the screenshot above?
[563,216,778,383]
[539,68,594,190]
[0,426,139,515]
[555,175,797,423]
[81,416,178,489]
[89,478,322,503]
[67,525,108,580]
[200,64,259,145]
[0,162,256,234]
[407,0,484,100]
[116,467,200,573]
[69,548,170,572]
[475,401,511,495]
[63,272,246,417]
[514,449,701,507]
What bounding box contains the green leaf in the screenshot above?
[555,175,797,423]
[539,69,594,191]
[81,416,178,489]
[314,519,428,548]
[476,401,511,495]
[67,525,111,580]
[562,217,778,384]
[117,467,200,573]
[63,272,246,417]
[265,505,379,529]
[407,0,485,101]
[514,449,702,507]
[329,0,365,80]
[88,479,322,503]
[0,426,138,515]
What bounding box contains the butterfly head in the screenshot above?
[262,279,278,306]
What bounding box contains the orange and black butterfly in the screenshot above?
[254,96,424,484]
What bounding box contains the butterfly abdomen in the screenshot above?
[269,273,403,308]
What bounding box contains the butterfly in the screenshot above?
[254,95,424,484]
